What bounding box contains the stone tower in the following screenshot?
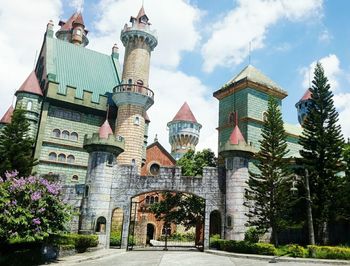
[295,88,312,126]
[14,71,43,139]
[80,120,124,246]
[219,113,255,240]
[167,102,202,160]
[113,6,157,171]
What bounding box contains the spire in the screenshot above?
[58,11,85,31]
[229,113,246,145]
[137,6,146,19]
[99,120,113,139]
[172,102,198,123]
[300,88,312,101]
[0,106,14,124]
[15,71,43,96]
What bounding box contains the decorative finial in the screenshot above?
[106,104,110,120]
[235,112,238,127]
[154,134,158,142]
[248,41,252,65]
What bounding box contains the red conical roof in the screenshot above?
[137,6,146,19]
[59,12,85,31]
[16,71,43,96]
[229,125,246,145]
[300,88,312,101]
[172,102,198,123]
[99,120,113,139]
[0,106,14,124]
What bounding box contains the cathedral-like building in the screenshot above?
[0,6,308,250]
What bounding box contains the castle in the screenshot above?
[0,7,309,249]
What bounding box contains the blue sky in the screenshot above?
[1,0,350,151]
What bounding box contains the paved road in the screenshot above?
[69,251,335,266]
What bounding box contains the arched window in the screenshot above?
[58,153,66,162]
[70,132,78,141]
[134,116,140,125]
[146,196,150,204]
[128,79,132,85]
[52,129,60,138]
[228,112,235,124]
[262,111,268,122]
[62,130,70,140]
[150,196,155,204]
[26,101,33,111]
[48,152,57,161]
[72,175,78,181]
[95,217,107,233]
[227,215,232,227]
[155,196,159,203]
[107,154,114,166]
[67,155,75,164]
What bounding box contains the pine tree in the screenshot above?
[0,109,37,177]
[299,62,344,244]
[245,96,291,246]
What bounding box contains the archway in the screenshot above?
[209,210,222,237]
[146,223,155,244]
[110,208,124,248]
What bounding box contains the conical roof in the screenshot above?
[300,88,312,101]
[172,102,198,123]
[0,106,14,124]
[99,120,113,139]
[229,125,246,145]
[137,6,146,19]
[15,71,43,96]
[226,65,286,94]
[59,12,85,31]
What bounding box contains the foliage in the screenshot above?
[148,192,205,230]
[110,231,121,246]
[299,63,345,244]
[245,96,292,246]
[0,109,38,177]
[48,233,98,252]
[209,234,222,249]
[177,149,217,176]
[244,227,262,243]
[285,244,307,258]
[308,245,350,260]
[0,171,73,245]
[159,231,195,242]
[213,239,277,256]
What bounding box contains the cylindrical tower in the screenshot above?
[80,120,124,247]
[167,102,202,160]
[295,88,312,126]
[113,6,157,171]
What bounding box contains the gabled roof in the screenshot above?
[99,120,113,139]
[15,71,43,96]
[300,88,312,101]
[171,102,198,123]
[229,125,246,145]
[0,106,14,124]
[147,141,176,164]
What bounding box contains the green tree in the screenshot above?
[0,109,37,177]
[299,63,344,244]
[177,149,217,176]
[245,96,291,246]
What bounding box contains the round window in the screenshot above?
[149,163,160,176]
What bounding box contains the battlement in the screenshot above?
[219,140,256,158]
[83,133,125,155]
[46,81,110,111]
[121,26,158,51]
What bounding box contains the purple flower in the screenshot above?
[38,207,45,213]
[11,200,17,206]
[27,176,37,184]
[5,170,19,180]
[31,191,42,201]
[32,218,41,225]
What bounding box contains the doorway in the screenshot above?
[146,223,155,245]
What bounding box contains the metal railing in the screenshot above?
[113,84,154,99]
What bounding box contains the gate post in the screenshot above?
[203,203,211,250]
[121,201,131,249]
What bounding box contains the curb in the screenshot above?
[205,249,350,265]
[57,249,125,264]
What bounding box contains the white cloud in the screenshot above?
[69,0,84,12]
[319,29,332,43]
[89,0,201,69]
[334,93,350,141]
[201,0,323,72]
[0,0,62,117]
[301,54,341,90]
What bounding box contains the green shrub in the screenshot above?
[244,227,261,243]
[110,231,121,246]
[209,234,221,249]
[158,232,195,242]
[214,239,277,256]
[254,243,277,255]
[73,234,98,253]
[285,244,307,258]
[308,245,350,260]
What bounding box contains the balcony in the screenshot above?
[112,84,155,110]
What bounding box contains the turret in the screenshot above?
[56,12,89,47]
[112,6,158,172]
[0,106,14,130]
[15,71,43,139]
[295,88,312,126]
[219,113,255,240]
[79,120,124,247]
[167,102,201,160]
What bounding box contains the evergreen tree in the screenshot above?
[245,96,291,246]
[0,109,37,177]
[299,62,344,244]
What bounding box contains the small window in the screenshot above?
[150,196,155,204]
[228,112,235,124]
[131,159,136,165]
[150,163,160,176]
[52,129,61,138]
[85,185,89,197]
[134,116,140,125]
[26,101,33,111]
[70,132,78,141]
[76,29,82,36]
[96,217,107,233]
[58,153,66,162]
[155,196,159,203]
[262,111,268,122]
[107,154,114,166]
[72,175,78,181]
[67,155,75,164]
[146,196,150,204]
[227,216,232,227]
[48,152,57,161]
[62,130,70,140]
[128,79,132,85]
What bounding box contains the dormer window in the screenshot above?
[140,16,148,24]
[76,29,82,36]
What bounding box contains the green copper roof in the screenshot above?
[45,37,121,103]
[225,65,287,95]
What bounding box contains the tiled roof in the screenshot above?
[229,125,246,145]
[172,102,198,123]
[300,88,312,101]
[45,37,121,102]
[99,120,113,139]
[226,65,287,95]
[59,12,85,31]
[0,106,14,124]
[15,71,43,96]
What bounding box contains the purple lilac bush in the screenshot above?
[0,171,72,243]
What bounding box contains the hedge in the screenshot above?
[308,245,350,260]
[49,233,98,252]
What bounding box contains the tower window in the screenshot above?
[134,116,140,125]
[146,196,150,204]
[262,111,268,122]
[128,79,132,85]
[48,152,57,161]
[67,155,75,164]
[26,101,33,111]
[70,132,78,141]
[227,216,232,227]
[72,175,79,181]
[62,130,70,140]
[96,217,107,233]
[107,154,114,166]
[75,29,82,36]
[52,129,61,138]
[58,153,66,162]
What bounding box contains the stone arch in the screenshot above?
[110,208,124,247]
[209,210,222,237]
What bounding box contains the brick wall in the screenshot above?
[141,143,175,175]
